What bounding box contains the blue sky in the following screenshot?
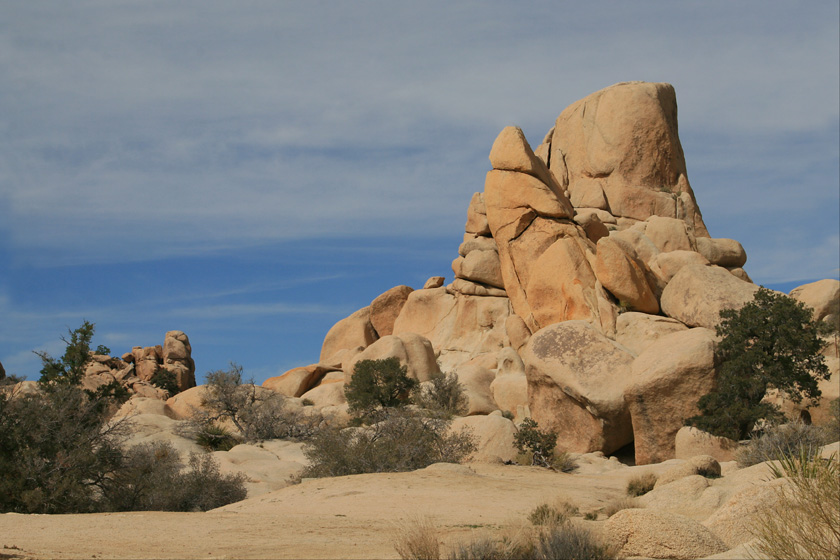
[2,1,838,384]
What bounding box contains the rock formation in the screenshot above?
[79,330,197,399]
[265,81,839,465]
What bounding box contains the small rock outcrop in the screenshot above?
[80,330,197,399]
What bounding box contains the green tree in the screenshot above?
[35,320,110,386]
[687,288,830,440]
[344,357,418,417]
[514,417,558,468]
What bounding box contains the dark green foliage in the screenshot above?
[514,418,558,468]
[194,423,240,451]
[687,288,830,440]
[345,358,418,418]
[36,320,110,386]
[0,384,125,513]
[411,372,468,418]
[150,368,180,397]
[301,409,475,478]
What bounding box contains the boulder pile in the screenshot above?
[79,330,197,398]
[264,81,840,465]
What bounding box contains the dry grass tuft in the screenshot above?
[751,450,839,560]
[603,496,641,518]
[626,472,658,497]
[393,515,441,560]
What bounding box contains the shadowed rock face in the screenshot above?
[303,81,837,465]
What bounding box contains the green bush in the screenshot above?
[345,357,418,418]
[736,421,834,467]
[301,409,475,478]
[687,288,830,440]
[194,423,240,451]
[626,472,658,497]
[149,368,181,397]
[514,418,558,468]
[412,372,468,418]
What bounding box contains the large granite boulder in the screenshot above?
[521,320,634,454]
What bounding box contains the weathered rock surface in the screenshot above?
[369,285,414,337]
[790,278,840,323]
[605,508,728,559]
[549,81,709,237]
[451,412,517,463]
[319,306,378,363]
[592,236,659,314]
[263,363,339,398]
[393,287,511,373]
[655,455,721,488]
[660,265,759,329]
[344,332,441,384]
[615,312,688,356]
[675,427,740,463]
[522,320,634,453]
[626,328,717,464]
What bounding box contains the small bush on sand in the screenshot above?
[736,421,833,467]
[603,497,641,518]
[185,363,320,445]
[345,357,417,419]
[447,523,615,560]
[412,372,468,418]
[752,448,839,560]
[103,441,247,511]
[514,418,557,468]
[393,515,440,560]
[301,409,475,478]
[529,503,567,526]
[626,472,658,497]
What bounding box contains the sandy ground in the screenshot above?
[0,460,663,560]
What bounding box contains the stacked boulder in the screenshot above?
[264,81,839,465]
[82,330,197,398]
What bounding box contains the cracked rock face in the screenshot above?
[301,81,837,465]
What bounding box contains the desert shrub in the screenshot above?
[626,472,658,497]
[752,448,839,559]
[0,382,126,514]
[412,372,468,418]
[550,452,577,473]
[514,418,557,468]
[583,511,598,521]
[736,421,833,467]
[529,504,567,526]
[149,368,180,397]
[193,362,318,443]
[301,409,475,478]
[176,451,249,511]
[192,423,240,451]
[393,515,440,560]
[603,497,640,518]
[533,523,616,560]
[823,398,840,442]
[0,373,25,386]
[345,357,418,418]
[447,523,615,560]
[686,288,830,440]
